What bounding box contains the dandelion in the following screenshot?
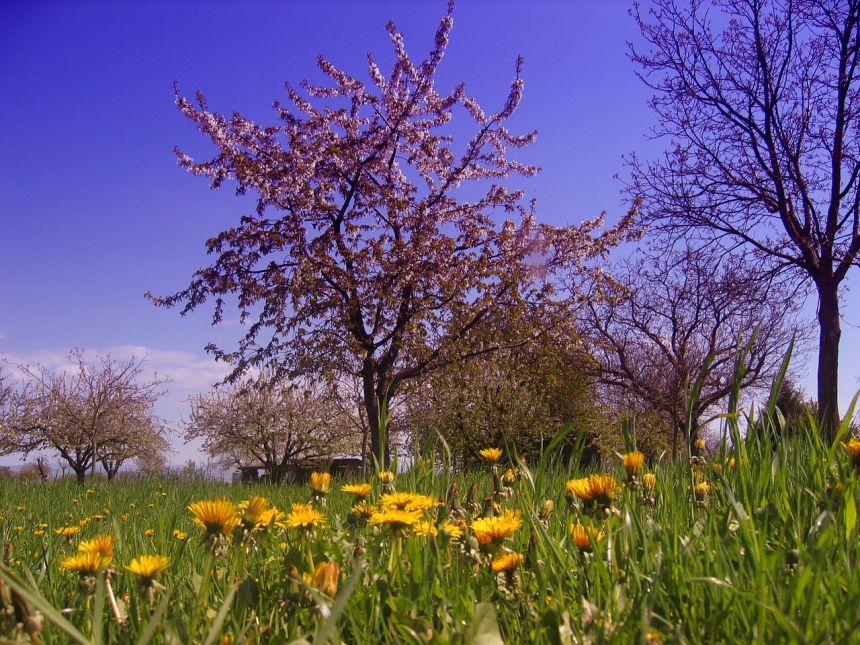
[189,499,241,537]
[693,437,706,453]
[238,496,271,530]
[622,451,645,478]
[126,555,169,602]
[172,529,188,541]
[569,523,604,552]
[285,503,327,531]
[490,552,524,573]
[380,492,438,513]
[471,510,522,547]
[310,472,331,494]
[368,508,422,532]
[56,526,80,538]
[502,468,518,486]
[349,502,375,521]
[62,552,110,575]
[78,534,113,558]
[842,437,860,467]
[728,457,737,470]
[378,471,395,483]
[479,448,503,463]
[645,629,663,644]
[694,481,711,499]
[309,561,339,597]
[144,528,156,537]
[565,474,620,508]
[642,473,657,492]
[341,483,372,499]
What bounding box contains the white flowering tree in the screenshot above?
[150,3,636,464]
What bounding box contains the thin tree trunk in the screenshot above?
[817,280,841,442]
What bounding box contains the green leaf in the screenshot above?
[463,602,504,645]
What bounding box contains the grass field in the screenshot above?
[1,414,860,644]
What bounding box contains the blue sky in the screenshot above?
[1,0,857,466]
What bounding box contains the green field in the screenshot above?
[2,423,860,644]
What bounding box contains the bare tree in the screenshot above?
[5,350,169,484]
[629,0,860,438]
[149,4,636,465]
[184,379,356,482]
[585,247,801,455]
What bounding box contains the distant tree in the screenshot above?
[585,247,800,455]
[630,0,860,439]
[4,350,169,484]
[184,379,355,482]
[400,320,606,470]
[150,4,636,465]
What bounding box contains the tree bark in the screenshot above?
[816,280,841,442]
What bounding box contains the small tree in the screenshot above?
[5,350,168,484]
[184,379,355,482]
[630,0,860,439]
[150,4,636,465]
[585,247,800,455]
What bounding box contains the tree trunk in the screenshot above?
[73,465,86,485]
[816,280,841,442]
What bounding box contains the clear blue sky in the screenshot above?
[1,1,857,466]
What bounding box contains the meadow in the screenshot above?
[1,409,860,644]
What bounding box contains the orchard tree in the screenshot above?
[630,0,860,439]
[585,247,801,455]
[4,350,169,484]
[184,379,356,482]
[150,4,636,464]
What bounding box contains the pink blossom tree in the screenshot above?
[150,4,636,465]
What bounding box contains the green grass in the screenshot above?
[1,422,859,644]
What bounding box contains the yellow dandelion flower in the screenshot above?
[490,552,524,573]
[121,513,130,522]
[380,492,438,513]
[413,520,438,537]
[645,629,663,644]
[693,437,706,452]
[569,523,604,552]
[502,468,518,485]
[622,451,645,477]
[378,470,395,483]
[310,561,339,597]
[144,528,156,537]
[842,437,860,466]
[341,483,372,498]
[310,472,331,494]
[78,534,113,558]
[350,502,375,519]
[642,473,657,492]
[728,457,737,470]
[285,503,326,530]
[479,447,503,463]
[442,520,465,540]
[471,510,522,545]
[565,474,620,507]
[56,526,80,538]
[694,481,711,497]
[172,529,187,541]
[368,508,422,531]
[238,496,271,529]
[71,498,80,505]
[34,529,45,536]
[62,552,110,574]
[86,488,96,495]
[188,499,241,536]
[125,555,169,581]
[258,507,286,530]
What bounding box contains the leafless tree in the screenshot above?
[629,0,860,438]
[584,247,802,455]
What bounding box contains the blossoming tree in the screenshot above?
[150,4,635,464]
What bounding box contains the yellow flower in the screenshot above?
[341,483,372,498]
[78,534,113,558]
[62,552,110,575]
[479,448,503,463]
[86,488,96,495]
[378,470,395,483]
[144,529,156,537]
[728,457,737,470]
[694,481,711,497]
[842,438,860,466]
[188,499,241,537]
[490,552,524,573]
[565,474,620,507]
[285,503,326,530]
[569,523,604,552]
[121,513,130,522]
[645,629,663,645]
[310,561,339,597]
[380,492,438,513]
[56,526,81,538]
[413,520,439,537]
[172,529,188,541]
[622,451,645,477]
[441,521,465,540]
[125,555,169,581]
[502,468,518,485]
[258,507,286,530]
[693,437,706,452]
[471,510,522,546]
[238,496,271,529]
[350,502,375,520]
[368,508,422,531]
[642,473,657,492]
[310,472,331,494]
